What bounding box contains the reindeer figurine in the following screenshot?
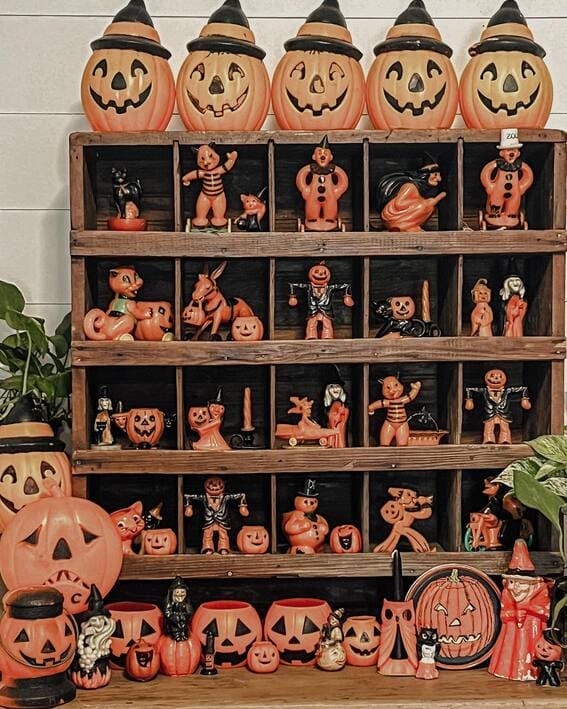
[275,396,339,448]
[182,261,255,340]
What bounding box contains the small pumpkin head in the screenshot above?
[485,368,507,389]
[272,0,365,130]
[471,278,491,305]
[367,0,458,129]
[126,638,160,681]
[80,0,175,132]
[308,261,331,287]
[535,635,561,662]
[187,406,210,431]
[389,296,416,321]
[114,408,165,449]
[459,0,552,128]
[231,316,264,342]
[264,598,331,666]
[343,615,381,666]
[247,640,280,673]
[329,524,362,554]
[107,601,163,669]
[141,528,177,555]
[236,525,270,554]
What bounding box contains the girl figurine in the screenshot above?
[93,386,114,446]
[500,273,527,337]
[324,373,349,449]
[470,278,493,337]
[368,376,422,447]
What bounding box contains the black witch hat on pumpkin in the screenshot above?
[0,394,65,453]
[187,0,266,60]
[82,585,111,621]
[373,0,452,58]
[469,0,546,58]
[90,0,171,59]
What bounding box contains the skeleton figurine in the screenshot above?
[500,273,527,337]
[93,386,114,446]
[317,608,346,671]
[368,376,422,447]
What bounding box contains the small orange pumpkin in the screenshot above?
[157,634,200,676]
[236,525,270,554]
[134,302,174,342]
[329,524,362,554]
[343,615,381,667]
[247,641,280,673]
[141,528,177,556]
[125,638,160,682]
[231,316,264,342]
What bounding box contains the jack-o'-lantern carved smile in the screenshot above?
[185,58,251,118]
[384,84,446,116]
[285,59,349,117]
[477,85,540,116]
[88,55,153,115]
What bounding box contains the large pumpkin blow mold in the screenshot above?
[0,481,123,615]
[367,0,458,130]
[459,0,553,129]
[272,0,365,130]
[107,601,163,669]
[177,0,270,131]
[81,0,175,132]
[264,598,331,666]
[0,395,72,533]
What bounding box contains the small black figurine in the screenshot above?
[200,631,218,676]
[236,187,267,232]
[143,502,164,530]
[164,576,194,642]
[109,167,145,230]
[533,631,563,687]
[93,385,114,446]
[416,627,440,680]
[373,281,441,338]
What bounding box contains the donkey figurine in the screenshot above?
[182,261,254,340]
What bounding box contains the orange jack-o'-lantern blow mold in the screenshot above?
[367,0,458,130]
[272,0,365,130]
[81,0,175,132]
[107,601,163,669]
[177,0,270,131]
[343,615,381,667]
[459,0,553,129]
[264,598,331,666]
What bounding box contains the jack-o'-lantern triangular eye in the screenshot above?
[22,526,41,546]
[113,620,124,638]
[15,629,29,643]
[235,619,251,636]
[140,620,155,637]
[64,624,73,637]
[81,527,99,544]
[302,617,319,634]
[345,627,356,638]
[203,619,218,637]
[270,617,286,635]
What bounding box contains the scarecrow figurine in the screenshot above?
[184,476,249,555]
[500,272,528,337]
[317,608,346,671]
[163,576,194,641]
[282,478,329,554]
[93,385,115,446]
[465,368,531,444]
[368,375,422,447]
[296,135,349,232]
[288,261,353,340]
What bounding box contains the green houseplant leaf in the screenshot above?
[0,281,25,318]
[527,435,567,465]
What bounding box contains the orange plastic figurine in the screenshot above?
[182,143,238,230]
[236,187,267,232]
[500,273,527,337]
[187,388,230,451]
[184,477,249,555]
[296,136,349,232]
[479,129,534,230]
[465,368,531,444]
[275,396,339,448]
[282,479,329,554]
[373,487,433,553]
[324,373,349,449]
[368,376,422,446]
[108,167,146,231]
[470,278,494,337]
[533,633,563,687]
[288,261,353,340]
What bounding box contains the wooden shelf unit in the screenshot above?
[70,129,566,597]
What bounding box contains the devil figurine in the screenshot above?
[368,376,422,447]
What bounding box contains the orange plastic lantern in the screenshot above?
[247,641,280,673]
[367,0,458,130]
[231,316,264,342]
[192,600,262,668]
[343,615,381,667]
[176,0,270,131]
[0,396,72,533]
[125,638,160,681]
[113,407,166,449]
[107,601,163,669]
[141,528,177,555]
[459,0,552,129]
[329,524,362,553]
[236,525,270,554]
[0,482,122,615]
[264,598,331,666]
[158,634,200,677]
[81,0,175,132]
[406,565,501,669]
[272,0,365,130]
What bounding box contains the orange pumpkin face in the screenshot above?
[107,601,163,669]
[192,600,262,668]
[329,525,362,554]
[343,615,381,666]
[236,525,270,554]
[125,638,160,681]
[389,296,416,321]
[264,598,331,666]
[406,565,501,669]
[308,262,331,286]
[247,641,280,673]
[231,316,264,342]
[157,634,200,676]
[141,528,177,555]
[116,408,165,449]
[187,406,209,430]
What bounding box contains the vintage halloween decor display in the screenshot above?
[230,387,261,449]
[296,136,349,232]
[81,0,175,132]
[110,499,145,555]
[183,261,255,340]
[459,0,553,129]
[367,0,458,130]
[479,129,534,230]
[415,628,440,680]
[183,145,238,231]
[93,386,116,447]
[200,631,218,676]
[236,187,267,231]
[465,368,531,444]
[158,577,199,677]
[500,271,528,336]
[176,0,270,132]
[275,396,339,448]
[343,616,381,667]
[236,525,270,555]
[470,278,494,337]
[374,487,433,553]
[282,478,329,554]
[288,261,353,340]
[247,641,280,674]
[406,407,448,446]
[317,608,346,671]
[368,376,422,447]
[377,158,446,232]
[184,476,249,555]
[125,638,160,682]
[373,281,441,339]
[0,587,77,709]
[112,407,171,449]
[533,633,563,687]
[264,598,331,666]
[192,600,262,669]
[108,167,146,231]
[0,395,72,533]
[377,550,418,676]
[107,601,163,669]
[70,586,115,691]
[271,0,365,131]
[323,370,349,448]
[329,524,362,554]
[488,539,550,681]
[406,565,501,670]
[141,528,177,556]
[0,482,122,615]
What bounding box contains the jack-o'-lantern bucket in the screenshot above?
[264,598,331,666]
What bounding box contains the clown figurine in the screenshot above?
[480,129,533,230]
[296,136,349,232]
[282,479,329,554]
[500,272,528,337]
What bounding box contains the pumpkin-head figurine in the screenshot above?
[282,478,329,554]
[459,0,553,128]
[367,0,458,129]
[533,631,563,687]
[158,576,199,677]
[176,0,270,131]
[272,0,365,130]
[81,0,175,132]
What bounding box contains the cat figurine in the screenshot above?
[416,627,439,680]
[236,189,267,232]
[110,500,145,555]
[112,167,142,220]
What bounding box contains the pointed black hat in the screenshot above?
[373,0,452,57]
[82,585,110,621]
[0,394,65,453]
[468,0,545,58]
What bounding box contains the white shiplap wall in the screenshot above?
[0,0,565,332]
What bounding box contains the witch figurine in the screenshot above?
[236,187,268,232]
[499,269,528,337]
[164,576,194,641]
[324,367,349,449]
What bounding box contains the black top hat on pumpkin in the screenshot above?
[0,394,65,453]
[468,0,546,58]
[82,585,110,621]
[91,0,171,59]
[284,0,363,61]
[297,478,319,498]
[187,0,266,60]
[373,0,453,58]
[4,586,65,620]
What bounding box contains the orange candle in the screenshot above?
[243,387,254,431]
[422,280,431,323]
